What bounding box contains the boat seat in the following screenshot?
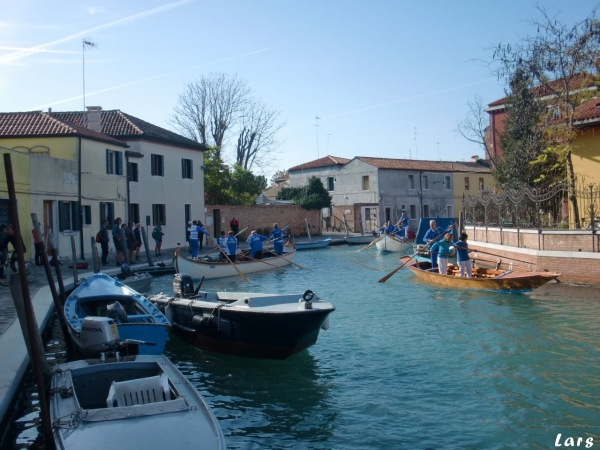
[106,373,170,408]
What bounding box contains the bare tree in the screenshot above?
[170,73,251,159]
[456,95,495,165]
[235,98,286,171]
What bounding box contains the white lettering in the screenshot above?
[586,437,593,448]
[557,434,563,447]
[556,434,594,448]
[566,437,575,446]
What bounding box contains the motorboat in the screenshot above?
[149,274,335,359]
[116,264,152,294]
[64,273,170,356]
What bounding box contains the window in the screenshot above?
[182,159,193,179]
[58,201,80,232]
[447,205,453,218]
[152,204,166,225]
[423,204,430,217]
[445,176,451,189]
[423,175,429,190]
[409,204,417,219]
[82,205,91,226]
[100,202,114,225]
[128,162,138,182]
[362,176,369,190]
[327,177,335,192]
[106,149,123,175]
[129,203,140,225]
[465,177,470,190]
[479,178,484,191]
[151,154,164,176]
[408,175,415,190]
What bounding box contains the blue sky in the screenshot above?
[1,1,598,179]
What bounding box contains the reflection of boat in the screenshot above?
[65,273,170,355]
[399,256,560,292]
[50,354,226,450]
[174,245,295,280]
[295,237,332,250]
[375,233,410,252]
[116,264,152,293]
[295,218,332,250]
[150,274,335,359]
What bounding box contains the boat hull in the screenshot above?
[152,292,335,359]
[51,355,226,450]
[400,256,560,292]
[65,273,170,356]
[295,238,332,250]
[175,248,296,280]
[345,235,377,245]
[375,234,411,252]
[117,272,152,294]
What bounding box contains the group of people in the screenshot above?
[210,222,286,262]
[423,220,473,277]
[379,212,410,239]
[100,218,144,267]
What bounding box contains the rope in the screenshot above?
[52,408,82,430]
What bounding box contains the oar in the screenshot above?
[357,234,384,252]
[202,227,248,259]
[264,226,289,245]
[470,249,532,266]
[378,225,453,283]
[208,234,248,282]
[267,250,306,269]
[242,254,284,269]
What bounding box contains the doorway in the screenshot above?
[213,209,221,237]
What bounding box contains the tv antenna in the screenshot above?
[82,39,98,111]
[315,116,321,158]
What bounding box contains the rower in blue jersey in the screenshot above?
[269,223,285,255]
[423,220,445,269]
[247,229,268,259]
[226,231,238,262]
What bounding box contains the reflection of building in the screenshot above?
[288,155,492,232]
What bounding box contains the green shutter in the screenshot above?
[58,201,69,231]
[106,149,110,174]
[117,151,123,175]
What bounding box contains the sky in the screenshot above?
[1,0,599,180]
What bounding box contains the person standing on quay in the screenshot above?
[99,220,110,265]
[112,217,124,266]
[230,217,240,235]
[32,221,45,266]
[134,223,142,261]
[152,221,164,257]
[125,222,137,263]
[269,223,285,256]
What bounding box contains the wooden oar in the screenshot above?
[242,254,283,269]
[207,234,248,282]
[470,249,532,266]
[202,227,248,259]
[378,225,453,283]
[357,234,383,252]
[267,251,305,269]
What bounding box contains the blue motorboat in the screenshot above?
[295,237,332,250]
[64,273,170,356]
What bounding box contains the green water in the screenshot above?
[148,246,600,449]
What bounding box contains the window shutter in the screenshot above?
[190,160,193,179]
[117,151,123,175]
[161,155,164,176]
[106,149,110,174]
[73,202,82,230]
[58,201,69,231]
[181,159,184,178]
[108,203,114,224]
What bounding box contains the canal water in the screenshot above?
[6,245,600,449]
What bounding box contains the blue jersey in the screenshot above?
[434,240,454,257]
[226,236,237,255]
[454,240,470,261]
[269,228,284,241]
[400,216,409,227]
[423,228,441,244]
[248,234,268,253]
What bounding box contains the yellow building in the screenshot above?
[0,111,128,260]
[573,98,600,186]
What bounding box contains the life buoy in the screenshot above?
[303,290,314,301]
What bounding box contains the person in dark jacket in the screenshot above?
[99,220,110,265]
[134,223,142,261]
[125,222,137,263]
[112,218,124,266]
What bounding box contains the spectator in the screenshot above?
[32,220,45,266]
[112,217,124,266]
[152,221,164,257]
[98,220,110,265]
[125,222,137,263]
[230,217,240,235]
[134,223,142,261]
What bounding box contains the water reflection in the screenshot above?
[166,335,337,448]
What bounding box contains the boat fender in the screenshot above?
[164,304,173,324]
[321,315,330,331]
[303,290,314,301]
[191,314,211,330]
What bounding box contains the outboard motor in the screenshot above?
[120,263,134,277]
[80,316,120,351]
[173,273,195,298]
[107,301,128,324]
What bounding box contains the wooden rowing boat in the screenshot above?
[375,233,411,252]
[399,256,560,292]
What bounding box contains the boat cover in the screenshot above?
[414,217,457,244]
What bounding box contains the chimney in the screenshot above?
[86,106,102,132]
[48,107,52,116]
[471,155,479,163]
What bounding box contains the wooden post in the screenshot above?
[91,236,100,273]
[3,153,53,444]
[70,235,78,284]
[31,213,74,351]
[49,243,67,304]
[141,226,153,266]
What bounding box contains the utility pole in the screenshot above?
[414,127,418,160]
[315,116,321,159]
[82,39,97,111]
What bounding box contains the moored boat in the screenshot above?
[345,234,377,245]
[50,353,226,450]
[175,244,296,280]
[399,256,560,292]
[375,233,411,252]
[116,264,152,293]
[150,274,335,359]
[65,273,170,356]
[295,237,332,250]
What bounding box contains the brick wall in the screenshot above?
[205,204,321,239]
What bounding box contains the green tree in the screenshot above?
[230,164,268,205]
[495,67,547,189]
[277,176,331,210]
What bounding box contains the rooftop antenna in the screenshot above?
[414,127,418,160]
[82,39,98,111]
[315,116,321,159]
[327,133,332,154]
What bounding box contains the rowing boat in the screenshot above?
[295,237,332,250]
[375,233,411,252]
[399,256,560,292]
[174,245,296,280]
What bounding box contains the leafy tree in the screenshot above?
[230,164,268,205]
[277,177,332,210]
[495,67,547,189]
